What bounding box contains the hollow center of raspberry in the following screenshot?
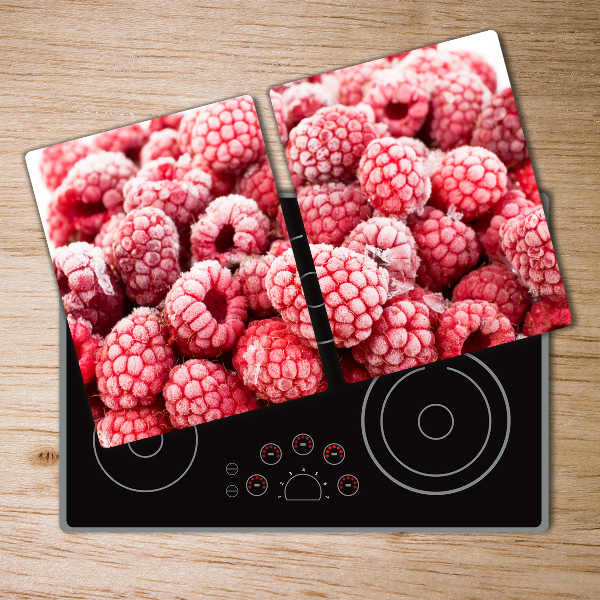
[215,224,236,253]
[384,101,409,122]
[462,330,492,354]
[203,288,227,323]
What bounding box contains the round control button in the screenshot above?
[246,474,268,496]
[338,474,359,496]
[260,443,282,465]
[226,485,238,498]
[323,443,345,465]
[293,433,313,455]
[226,462,238,475]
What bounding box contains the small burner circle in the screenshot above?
[128,435,164,458]
[417,404,454,441]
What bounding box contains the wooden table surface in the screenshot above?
[1,1,599,598]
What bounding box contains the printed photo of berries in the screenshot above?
[27,95,329,448]
[269,30,572,384]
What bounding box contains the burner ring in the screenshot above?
[417,403,454,440]
[128,436,164,458]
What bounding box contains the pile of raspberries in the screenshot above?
[42,45,571,446]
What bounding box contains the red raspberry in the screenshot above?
[362,69,429,137]
[190,96,265,174]
[265,245,389,348]
[164,359,258,428]
[93,124,149,162]
[287,105,377,183]
[123,157,211,231]
[436,299,516,359]
[177,108,202,154]
[164,260,247,357]
[269,90,289,145]
[509,159,541,204]
[449,50,497,93]
[452,263,531,325]
[500,206,564,299]
[343,216,419,283]
[297,181,372,246]
[47,196,78,248]
[234,254,276,317]
[235,155,279,218]
[358,137,431,218]
[54,242,125,335]
[94,212,126,267]
[149,113,184,133]
[269,239,291,257]
[96,307,176,410]
[396,136,429,159]
[140,129,182,165]
[97,405,172,448]
[282,82,337,129]
[431,145,508,222]
[68,315,103,384]
[430,70,489,151]
[409,206,481,292]
[475,189,537,260]
[471,88,528,168]
[183,154,236,197]
[190,195,270,268]
[522,298,572,336]
[54,152,138,236]
[401,48,465,84]
[113,207,180,306]
[284,144,307,192]
[338,352,369,383]
[336,60,386,106]
[232,317,324,402]
[352,298,437,376]
[40,140,94,191]
[390,283,450,328]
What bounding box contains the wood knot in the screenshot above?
[35,449,59,466]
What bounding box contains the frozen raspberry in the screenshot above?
[140,129,182,165]
[112,207,180,306]
[47,196,78,247]
[500,205,564,299]
[232,317,324,402]
[149,113,184,133]
[67,314,103,384]
[282,82,337,129]
[164,359,258,428]
[94,212,125,267]
[123,157,211,231]
[39,140,95,191]
[190,96,265,174]
[401,48,465,84]
[96,307,176,410]
[181,154,236,197]
[269,90,289,145]
[54,242,125,335]
[235,155,279,218]
[177,108,202,154]
[390,283,450,328]
[408,206,481,292]
[190,195,270,268]
[362,69,429,137]
[353,298,437,376]
[297,181,372,246]
[475,189,537,260]
[429,71,489,151]
[269,239,291,257]
[509,159,541,204]
[522,298,572,336]
[471,88,528,168]
[287,105,377,183]
[54,152,138,236]
[275,205,289,241]
[358,137,431,218]
[431,145,507,222]
[97,405,172,448]
[343,216,419,283]
[449,50,497,93]
[452,263,531,325]
[339,352,369,383]
[396,136,429,158]
[284,144,307,192]
[164,260,247,357]
[234,254,276,317]
[337,60,386,106]
[93,124,149,162]
[266,245,389,348]
[436,299,516,359]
